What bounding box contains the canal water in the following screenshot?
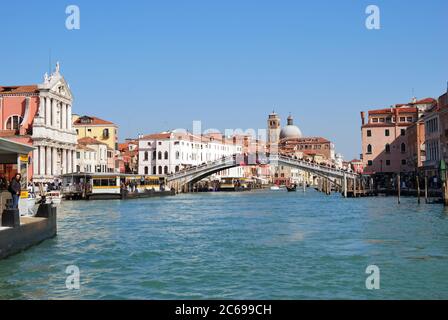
[0,189,448,299]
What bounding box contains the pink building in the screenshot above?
[0,64,78,183]
[360,98,436,174]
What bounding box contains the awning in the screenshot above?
[0,138,35,155]
[0,138,35,164]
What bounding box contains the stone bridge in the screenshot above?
[167,154,359,196]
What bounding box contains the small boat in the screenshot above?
[270,185,281,191]
[45,191,63,205]
[286,184,297,192]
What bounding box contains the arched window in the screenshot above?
[175,151,180,160]
[385,144,390,153]
[6,115,23,130]
[367,144,372,154]
[164,151,169,160]
[158,151,162,160]
[175,165,180,172]
[144,166,149,175]
[152,166,157,175]
[401,143,406,153]
[164,166,168,174]
[152,151,157,160]
[144,151,149,161]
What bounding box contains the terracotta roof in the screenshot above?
[78,137,107,145]
[139,132,172,140]
[0,85,39,94]
[77,145,95,151]
[281,137,330,144]
[74,116,115,126]
[413,98,437,105]
[368,107,417,115]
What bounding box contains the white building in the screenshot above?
[138,131,244,179]
[76,137,112,173]
[32,63,77,182]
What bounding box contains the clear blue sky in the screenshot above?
[1,0,447,159]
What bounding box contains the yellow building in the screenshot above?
[73,115,118,150]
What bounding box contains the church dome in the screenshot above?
[280,115,302,140]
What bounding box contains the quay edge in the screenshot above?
[0,204,57,260]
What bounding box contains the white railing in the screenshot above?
[167,153,358,183]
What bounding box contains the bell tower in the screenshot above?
[267,111,281,145]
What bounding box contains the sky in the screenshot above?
[0,0,447,159]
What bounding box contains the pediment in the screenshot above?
[49,77,73,100]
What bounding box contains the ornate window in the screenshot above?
[164,151,169,160]
[144,151,149,161]
[6,115,23,130]
[144,166,149,175]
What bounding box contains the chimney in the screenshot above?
[360,112,365,125]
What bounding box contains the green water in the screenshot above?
[0,189,447,299]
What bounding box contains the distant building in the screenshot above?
[360,98,436,174]
[118,139,139,174]
[76,137,115,173]
[73,115,118,151]
[138,131,244,178]
[267,111,281,148]
[0,63,77,182]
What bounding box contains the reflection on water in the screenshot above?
[1,189,448,299]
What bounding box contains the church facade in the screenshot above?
[0,63,77,182]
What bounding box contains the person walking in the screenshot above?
[9,173,22,209]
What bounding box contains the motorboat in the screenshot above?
[45,191,63,205]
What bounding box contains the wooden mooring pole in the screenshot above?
[416,175,421,204]
[397,174,401,204]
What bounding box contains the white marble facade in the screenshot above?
[31,63,77,182]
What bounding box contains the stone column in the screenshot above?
[52,147,58,177]
[72,150,76,173]
[45,146,51,177]
[67,149,72,174]
[52,99,57,127]
[39,146,45,177]
[62,103,67,130]
[45,97,51,126]
[67,105,72,131]
[62,148,67,175]
[39,96,45,119]
[33,148,39,177]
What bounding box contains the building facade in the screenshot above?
[138,131,244,178]
[0,63,77,182]
[76,137,114,173]
[360,98,436,174]
[73,115,118,151]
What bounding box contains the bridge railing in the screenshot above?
[272,155,357,178]
[167,155,237,181]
